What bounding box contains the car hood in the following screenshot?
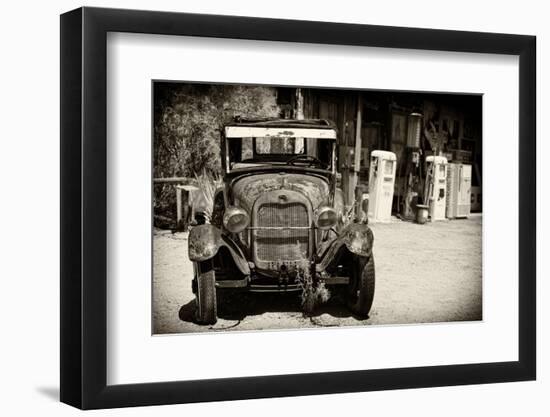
[232,173,330,212]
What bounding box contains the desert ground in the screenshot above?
[153,215,482,334]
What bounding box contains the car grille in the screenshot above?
[254,202,310,262]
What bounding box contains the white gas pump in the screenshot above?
[368,150,396,222]
[446,163,472,218]
[425,155,448,221]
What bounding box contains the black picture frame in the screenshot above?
[60,6,536,410]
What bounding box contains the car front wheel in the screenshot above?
[195,269,217,325]
[346,255,375,318]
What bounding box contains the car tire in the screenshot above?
[195,269,217,325]
[346,255,375,318]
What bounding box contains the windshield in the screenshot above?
[254,137,305,155]
[227,136,335,172]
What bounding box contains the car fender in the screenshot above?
[317,222,374,271]
[188,224,250,275]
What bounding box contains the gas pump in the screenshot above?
[425,155,448,221]
[368,150,396,222]
[446,163,472,218]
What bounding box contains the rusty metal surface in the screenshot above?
[316,222,374,272]
[232,173,330,213]
[188,224,222,261]
[251,189,312,269]
[188,224,250,275]
[342,222,374,257]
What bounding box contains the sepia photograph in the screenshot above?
[152,82,482,334]
[54,4,538,411]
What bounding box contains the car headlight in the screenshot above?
[314,206,338,230]
[222,206,250,233]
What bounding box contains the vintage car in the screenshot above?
[188,118,375,324]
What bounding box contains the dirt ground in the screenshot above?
[152,215,482,334]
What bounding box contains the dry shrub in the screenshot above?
[193,169,223,220]
[296,257,331,315]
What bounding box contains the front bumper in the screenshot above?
[214,274,349,292]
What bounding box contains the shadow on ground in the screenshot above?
[178,290,363,324]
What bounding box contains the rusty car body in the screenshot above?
[188,118,375,324]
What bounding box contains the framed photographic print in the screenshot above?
[60,6,536,409]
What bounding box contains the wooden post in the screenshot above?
[176,185,191,231]
[182,185,199,227]
[296,88,317,157]
[181,188,189,231]
[353,93,363,219]
[176,187,183,224]
[295,88,304,120]
[341,99,350,208]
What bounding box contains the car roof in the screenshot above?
[225,117,337,130]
